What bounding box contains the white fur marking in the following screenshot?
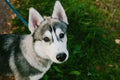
[9,52,22,80]
[29,74,43,80]
[56,28,64,38]
[43,31,52,42]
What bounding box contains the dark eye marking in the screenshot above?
[43,37,50,42]
[59,33,64,39]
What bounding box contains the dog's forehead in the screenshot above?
[33,17,67,40]
[40,17,67,33]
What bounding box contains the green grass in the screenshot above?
[11,0,120,80]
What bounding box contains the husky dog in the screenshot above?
[0,1,69,80]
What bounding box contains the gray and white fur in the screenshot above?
[0,1,69,80]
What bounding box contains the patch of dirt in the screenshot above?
[0,0,13,34]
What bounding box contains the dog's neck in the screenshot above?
[20,35,53,73]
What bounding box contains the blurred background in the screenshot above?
[0,0,120,80]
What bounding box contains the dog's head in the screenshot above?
[28,1,69,63]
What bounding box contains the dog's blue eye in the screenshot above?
[43,37,50,42]
[59,33,64,39]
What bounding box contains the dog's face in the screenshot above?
[28,1,69,63]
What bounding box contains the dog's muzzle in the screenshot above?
[56,53,67,62]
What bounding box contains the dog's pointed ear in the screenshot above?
[52,1,68,24]
[29,8,44,33]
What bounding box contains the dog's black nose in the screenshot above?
[56,53,67,62]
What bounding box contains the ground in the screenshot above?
[0,0,13,34]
